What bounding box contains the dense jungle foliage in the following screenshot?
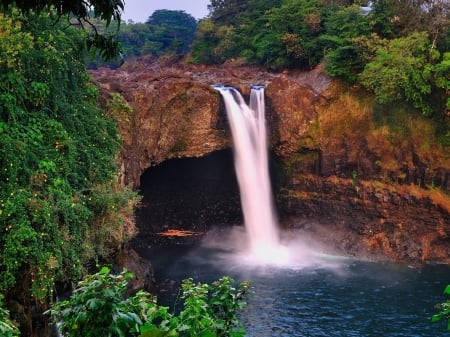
[117,0,449,120]
[0,0,449,335]
[0,4,139,330]
[191,0,449,116]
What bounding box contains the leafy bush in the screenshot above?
[432,284,450,330]
[0,9,140,300]
[47,267,251,337]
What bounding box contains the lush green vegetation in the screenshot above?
[119,10,198,59]
[113,0,448,125]
[0,0,124,60]
[433,285,450,330]
[190,0,450,117]
[47,266,250,337]
[0,4,138,311]
[0,294,19,337]
[0,0,448,335]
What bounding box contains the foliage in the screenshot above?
[118,23,153,58]
[175,276,250,337]
[190,0,450,117]
[207,0,251,25]
[433,52,450,111]
[323,4,371,82]
[192,0,285,66]
[47,267,144,337]
[116,10,198,59]
[190,19,229,64]
[0,10,139,301]
[0,294,19,337]
[144,10,198,57]
[0,0,124,60]
[359,32,440,116]
[432,284,450,330]
[47,267,251,337]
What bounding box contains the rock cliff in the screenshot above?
[91,59,450,265]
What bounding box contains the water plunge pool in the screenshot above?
[135,231,450,337]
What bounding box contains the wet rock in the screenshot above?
[114,248,155,293]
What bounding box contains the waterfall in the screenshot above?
[215,86,282,260]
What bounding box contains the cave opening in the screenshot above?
[134,149,244,244]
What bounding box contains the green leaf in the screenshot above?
[443,285,450,295]
[99,266,110,275]
[432,314,443,323]
[198,330,217,337]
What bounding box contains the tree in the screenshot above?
[190,19,224,64]
[369,0,450,42]
[433,52,450,112]
[145,10,198,56]
[359,32,438,115]
[208,0,250,25]
[0,0,125,59]
[323,5,371,82]
[118,23,153,57]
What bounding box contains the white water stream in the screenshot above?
[215,86,287,263]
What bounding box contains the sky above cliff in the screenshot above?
[122,0,210,23]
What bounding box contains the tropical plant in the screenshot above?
[0,9,139,302]
[145,10,198,56]
[432,284,450,330]
[0,294,19,337]
[359,32,439,116]
[47,267,251,337]
[323,4,371,82]
[47,267,145,337]
[0,0,124,59]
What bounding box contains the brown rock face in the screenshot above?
[92,61,326,187]
[266,76,320,157]
[91,60,450,264]
[94,68,229,187]
[278,175,450,264]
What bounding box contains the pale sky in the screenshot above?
[122,0,210,23]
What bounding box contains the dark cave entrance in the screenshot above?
[134,149,243,244]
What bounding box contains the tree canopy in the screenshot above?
[189,0,450,117]
[117,10,198,59]
[0,8,138,307]
[0,0,125,59]
[145,9,198,56]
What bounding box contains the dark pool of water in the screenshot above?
[136,229,450,337]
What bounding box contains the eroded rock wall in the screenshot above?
[91,60,450,264]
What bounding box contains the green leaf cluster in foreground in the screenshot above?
[47,267,251,337]
[433,285,450,330]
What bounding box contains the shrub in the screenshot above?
[47,267,251,337]
[432,285,450,330]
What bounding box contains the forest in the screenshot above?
[118,0,449,119]
[0,0,449,336]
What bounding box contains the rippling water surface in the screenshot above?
[137,228,450,337]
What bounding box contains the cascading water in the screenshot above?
[215,85,285,262]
